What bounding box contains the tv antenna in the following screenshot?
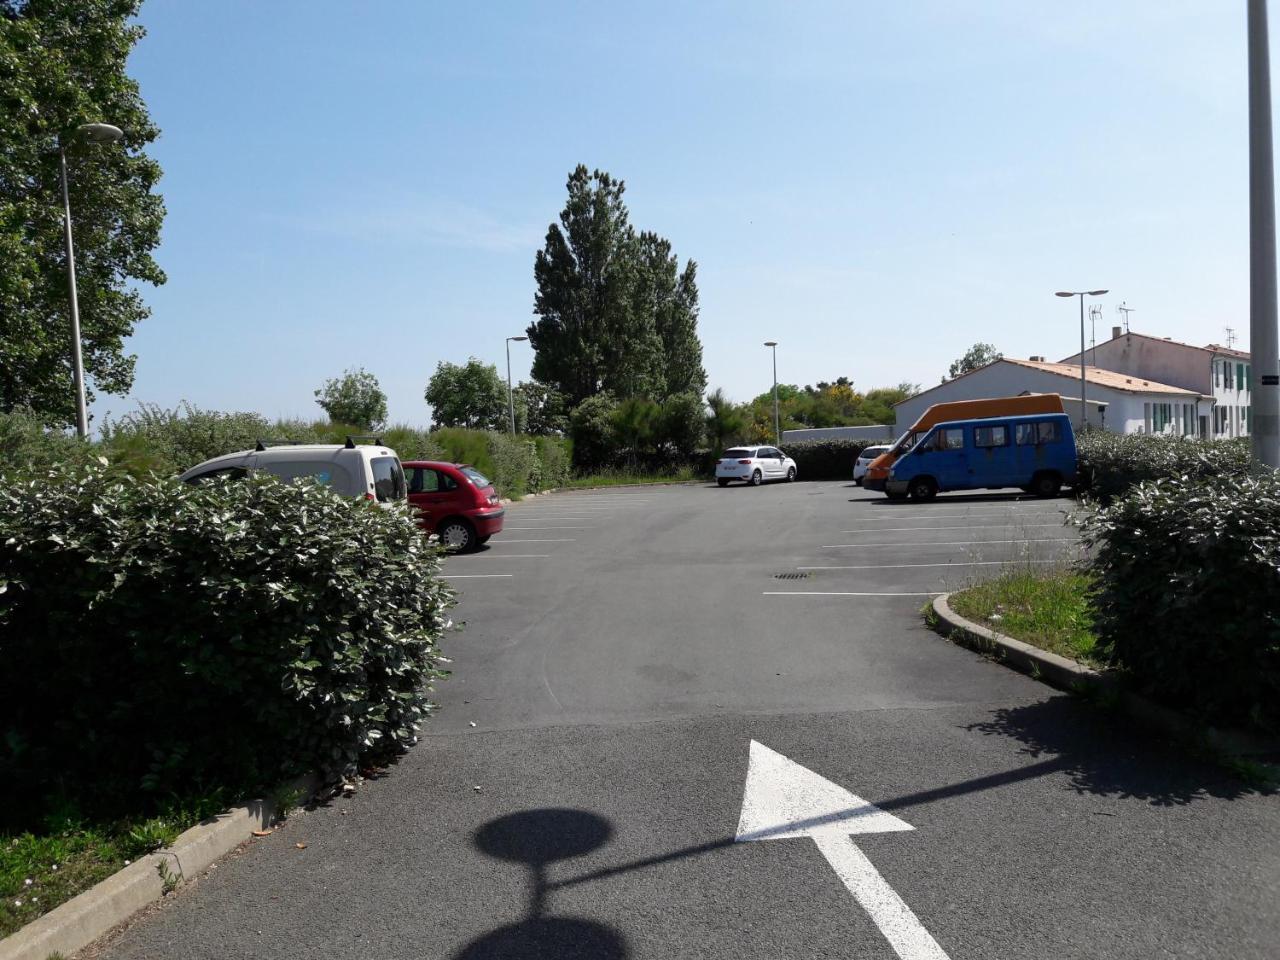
[1117,301,1136,334]
[1225,326,1238,349]
[1088,304,1103,364]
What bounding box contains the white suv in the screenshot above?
[715,446,798,486]
[180,437,407,506]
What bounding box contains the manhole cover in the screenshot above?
[773,572,812,580]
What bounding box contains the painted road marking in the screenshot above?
[504,516,607,521]
[440,574,514,579]
[822,538,1077,548]
[451,554,551,558]
[488,538,576,543]
[502,525,593,530]
[799,559,1067,570]
[736,741,951,960]
[763,591,944,597]
[840,523,1068,533]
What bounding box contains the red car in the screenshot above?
[402,460,505,551]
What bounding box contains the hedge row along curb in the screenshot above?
[0,774,321,960]
[930,594,1276,760]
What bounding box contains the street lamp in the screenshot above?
[763,341,779,443]
[505,335,528,434]
[1249,0,1280,468]
[1055,290,1109,431]
[59,122,123,438]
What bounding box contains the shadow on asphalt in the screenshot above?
[965,697,1273,806]
[860,491,1068,507]
[456,809,628,959]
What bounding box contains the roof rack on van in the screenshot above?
[254,439,309,451]
[344,435,384,448]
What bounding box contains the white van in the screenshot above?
[179,437,407,506]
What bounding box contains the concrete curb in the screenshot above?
[0,774,321,960]
[930,594,1277,760]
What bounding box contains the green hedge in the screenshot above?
[0,465,453,827]
[1081,471,1280,732]
[779,438,894,480]
[1076,432,1251,501]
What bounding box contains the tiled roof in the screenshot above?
[1002,358,1199,395]
[1063,331,1250,361]
[1203,342,1251,360]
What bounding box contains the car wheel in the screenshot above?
[786,466,796,482]
[478,534,491,545]
[908,476,938,501]
[439,518,477,552]
[749,469,763,486]
[854,477,863,486]
[717,478,730,487]
[1031,472,1061,498]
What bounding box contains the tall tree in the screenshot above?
[529,166,705,407]
[424,358,508,430]
[314,367,387,430]
[705,387,747,452]
[513,380,568,435]
[1,0,166,426]
[948,342,1002,380]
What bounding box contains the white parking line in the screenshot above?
[441,574,514,579]
[489,538,576,543]
[822,538,1077,548]
[799,559,1068,570]
[502,526,592,530]
[504,517,606,521]
[452,554,550,558]
[840,523,1068,533]
[763,591,944,597]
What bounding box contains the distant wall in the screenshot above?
[781,425,894,442]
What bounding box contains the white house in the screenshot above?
[893,357,1206,437]
[1061,329,1252,438]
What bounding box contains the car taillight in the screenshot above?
[738,459,752,464]
[364,492,376,501]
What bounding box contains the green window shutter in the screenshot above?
[1238,363,1244,390]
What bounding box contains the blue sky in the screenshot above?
[105,1,1257,427]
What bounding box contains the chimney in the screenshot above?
[1112,326,1122,340]
[1029,355,1045,362]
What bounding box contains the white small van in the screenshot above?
[179,437,407,506]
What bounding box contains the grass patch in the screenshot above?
[0,791,229,938]
[949,566,1099,665]
[561,466,702,489]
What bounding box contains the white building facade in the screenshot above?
[1061,329,1251,439]
[893,358,1205,437]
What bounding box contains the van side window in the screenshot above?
[186,466,248,485]
[1016,421,1061,445]
[941,428,964,450]
[262,461,354,490]
[973,425,1008,448]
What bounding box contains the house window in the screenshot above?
[1225,361,1234,390]
[1215,363,1221,387]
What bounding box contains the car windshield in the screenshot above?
[723,449,751,458]
[371,457,406,502]
[461,466,491,488]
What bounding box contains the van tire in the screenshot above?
[439,518,477,552]
[908,476,938,501]
[1031,472,1061,498]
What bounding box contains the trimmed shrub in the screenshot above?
[0,464,453,827]
[486,433,537,499]
[1081,471,1280,731]
[534,435,572,489]
[1076,432,1251,502]
[781,438,894,480]
[570,393,618,470]
[98,403,271,476]
[0,408,96,476]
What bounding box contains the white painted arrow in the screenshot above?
[735,740,951,960]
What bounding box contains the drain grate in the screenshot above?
[773,572,812,580]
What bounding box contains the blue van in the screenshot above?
[885,413,1077,500]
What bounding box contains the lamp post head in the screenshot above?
[764,340,778,347]
[1054,292,1075,298]
[1087,289,1109,296]
[74,123,123,145]
[508,335,528,342]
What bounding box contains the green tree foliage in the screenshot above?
[569,392,617,470]
[610,396,661,460]
[947,342,1002,380]
[513,380,568,435]
[313,367,388,431]
[529,166,705,407]
[424,357,508,430]
[705,387,747,452]
[1,0,166,426]
[739,379,914,436]
[658,392,706,458]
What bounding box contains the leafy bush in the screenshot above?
[98,402,271,475]
[1081,471,1280,731]
[1076,432,1251,501]
[658,392,706,457]
[780,438,894,480]
[534,435,572,489]
[486,433,537,499]
[0,464,453,827]
[0,408,95,477]
[570,393,618,470]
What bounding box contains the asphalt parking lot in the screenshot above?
[99,480,1279,960]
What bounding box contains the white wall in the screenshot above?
[1062,335,1210,394]
[782,425,894,442]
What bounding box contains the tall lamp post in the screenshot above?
[60,122,124,439]
[505,335,528,434]
[763,341,780,443]
[1055,290,1109,431]
[1249,0,1280,468]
